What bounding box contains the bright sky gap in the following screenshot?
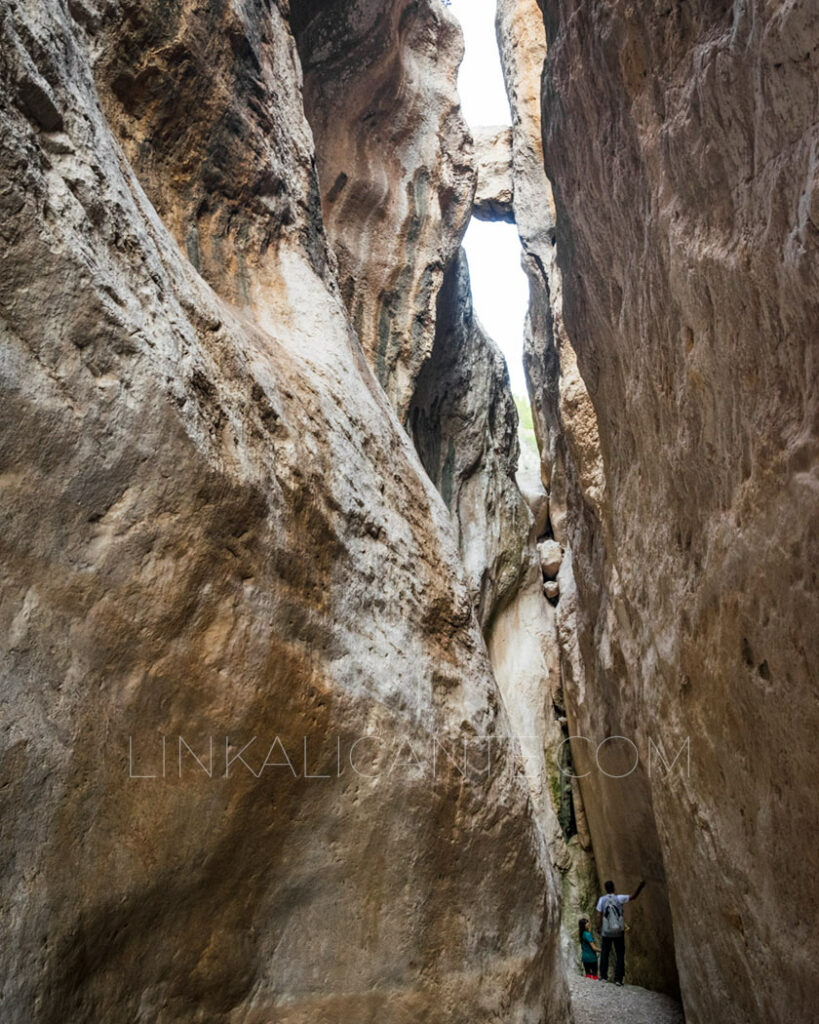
[449,0,529,398]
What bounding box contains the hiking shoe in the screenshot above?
[614,980,623,987]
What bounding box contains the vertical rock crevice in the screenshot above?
[292,3,577,1018]
[407,240,573,1022]
[491,0,629,981]
[408,247,530,632]
[8,0,811,1018]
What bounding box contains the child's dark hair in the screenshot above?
[578,917,588,944]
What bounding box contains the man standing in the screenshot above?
[595,878,645,985]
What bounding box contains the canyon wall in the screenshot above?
[295,14,587,994]
[495,0,609,979]
[0,0,569,1021]
[6,0,811,1019]
[522,0,818,1019]
[406,247,581,968]
[292,0,474,422]
[408,247,531,630]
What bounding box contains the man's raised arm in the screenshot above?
[630,880,646,901]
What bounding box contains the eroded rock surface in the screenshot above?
[536,0,819,1019]
[407,242,575,1022]
[409,248,530,629]
[0,1,566,1020]
[497,0,606,977]
[473,125,515,223]
[292,0,475,422]
[407,240,570,1021]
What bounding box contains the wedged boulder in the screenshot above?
[473,125,515,223]
[538,539,563,578]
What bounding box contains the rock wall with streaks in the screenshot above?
[292,0,475,422]
[505,0,819,1017]
[0,1,571,1021]
[496,0,611,980]
[408,247,530,630]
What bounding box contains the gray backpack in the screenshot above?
[601,894,625,937]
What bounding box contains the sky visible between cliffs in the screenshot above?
[449,0,530,399]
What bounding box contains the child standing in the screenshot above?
[578,917,600,978]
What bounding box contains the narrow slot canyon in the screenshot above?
[0,1,816,1023]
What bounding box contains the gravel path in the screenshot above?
[569,972,685,1024]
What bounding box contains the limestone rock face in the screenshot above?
[0,1,564,1020]
[497,0,605,974]
[94,0,332,306]
[515,438,550,539]
[473,126,515,223]
[538,0,819,1020]
[408,248,531,630]
[407,244,571,1019]
[292,0,475,422]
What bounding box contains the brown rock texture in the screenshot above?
[473,125,515,223]
[408,247,531,630]
[497,0,605,975]
[292,25,578,1001]
[405,241,558,841]
[0,0,567,1021]
[533,0,819,1019]
[292,0,475,422]
[406,246,570,1019]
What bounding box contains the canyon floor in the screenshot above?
[569,973,685,1024]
